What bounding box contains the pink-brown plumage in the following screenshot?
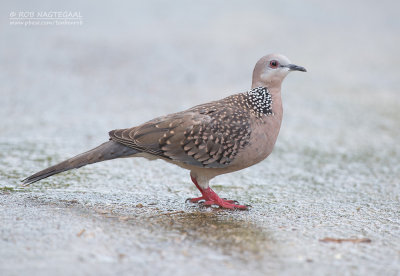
[23,54,306,210]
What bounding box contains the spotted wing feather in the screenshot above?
[109,95,255,168]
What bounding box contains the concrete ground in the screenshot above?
[1,0,399,275]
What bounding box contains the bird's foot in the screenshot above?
[188,175,249,210]
[187,187,248,210]
[186,196,206,203]
[186,196,245,209]
[202,199,248,210]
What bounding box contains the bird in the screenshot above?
[22,54,306,210]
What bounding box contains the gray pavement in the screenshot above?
[1,0,400,275]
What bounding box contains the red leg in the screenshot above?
[187,176,248,210]
[186,175,207,203]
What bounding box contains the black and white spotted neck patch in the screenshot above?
[245,87,273,116]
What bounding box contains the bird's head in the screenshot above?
[252,54,306,89]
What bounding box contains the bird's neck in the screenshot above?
[251,78,282,91]
[248,84,283,118]
[245,87,273,116]
[270,88,283,119]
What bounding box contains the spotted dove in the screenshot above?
[22,54,306,209]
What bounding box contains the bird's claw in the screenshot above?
[186,196,206,203]
[222,198,239,204]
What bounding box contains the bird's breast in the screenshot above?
[230,110,283,171]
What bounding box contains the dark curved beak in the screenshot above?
[286,64,307,72]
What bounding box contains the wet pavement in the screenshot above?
[1,0,400,275]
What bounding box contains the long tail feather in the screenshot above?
[22,141,138,185]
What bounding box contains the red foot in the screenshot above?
[187,196,206,203]
[187,176,248,210]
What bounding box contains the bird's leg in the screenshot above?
[186,175,207,203]
[187,176,248,210]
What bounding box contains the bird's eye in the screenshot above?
[269,60,279,68]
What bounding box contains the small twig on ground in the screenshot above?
[320,237,371,243]
[76,229,85,237]
[148,210,185,218]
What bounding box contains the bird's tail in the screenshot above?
[22,140,138,186]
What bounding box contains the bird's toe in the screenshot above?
[186,196,206,203]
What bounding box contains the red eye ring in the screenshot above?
[269,60,279,68]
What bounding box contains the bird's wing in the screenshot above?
[109,99,252,168]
